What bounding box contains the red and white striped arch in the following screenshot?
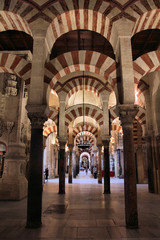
[137,80,149,94]
[76,135,94,145]
[48,107,59,123]
[0,11,32,36]
[73,124,98,138]
[43,124,57,138]
[135,107,146,126]
[132,9,160,36]
[110,105,119,122]
[136,80,149,101]
[65,104,103,127]
[0,53,31,82]
[45,50,116,87]
[54,76,112,103]
[111,124,122,133]
[46,9,112,53]
[110,105,146,129]
[54,76,108,95]
[133,50,160,84]
[75,131,95,145]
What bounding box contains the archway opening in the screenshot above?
[50,29,115,60]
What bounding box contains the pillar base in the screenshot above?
[59,190,65,194]
[26,221,42,229]
[126,224,139,229]
[0,177,27,200]
[98,179,102,184]
[68,175,72,184]
[0,142,28,200]
[104,190,110,194]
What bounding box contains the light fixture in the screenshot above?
[77,71,90,150]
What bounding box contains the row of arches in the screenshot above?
[0,0,160,232]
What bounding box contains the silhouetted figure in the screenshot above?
[45,168,49,181]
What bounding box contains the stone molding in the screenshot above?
[5,74,18,97]
[97,144,102,149]
[0,119,4,137]
[26,104,49,129]
[6,121,15,134]
[58,136,67,149]
[28,112,47,129]
[102,135,110,149]
[118,104,138,128]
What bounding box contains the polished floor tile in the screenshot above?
[0,171,160,239]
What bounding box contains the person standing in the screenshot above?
[45,168,49,181]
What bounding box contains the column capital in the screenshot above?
[118,104,138,128]
[102,135,110,142]
[97,144,102,149]
[68,144,74,151]
[58,137,67,149]
[26,104,49,129]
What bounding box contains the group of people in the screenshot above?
[44,165,98,180]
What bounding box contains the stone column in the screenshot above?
[98,145,102,184]
[58,139,66,194]
[28,31,47,105]
[0,139,28,200]
[156,134,160,193]
[68,145,73,183]
[26,105,47,228]
[117,31,135,104]
[145,135,154,192]
[55,145,59,177]
[102,138,110,194]
[73,150,76,178]
[76,153,79,175]
[58,92,67,192]
[93,150,97,166]
[117,149,122,177]
[49,142,54,178]
[0,76,28,200]
[119,104,138,229]
[143,90,154,192]
[91,154,94,173]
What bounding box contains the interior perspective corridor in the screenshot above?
[1,172,160,240]
[0,0,160,239]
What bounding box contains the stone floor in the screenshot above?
[0,171,160,240]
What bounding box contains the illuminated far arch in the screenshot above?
[75,131,96,148]
[45,50,117,104]
[65,104,103,127]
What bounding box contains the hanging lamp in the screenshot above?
[77,70,90,150]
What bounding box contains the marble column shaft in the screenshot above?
[68,145,73,183]
[145,135,155,193]
[73,150,76,178]
[156,134,160,193]
[98,145,102,184]
[119,105,138,229]
[102,140,110,194]
[58,140,66,194]
[26,111,47,228]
